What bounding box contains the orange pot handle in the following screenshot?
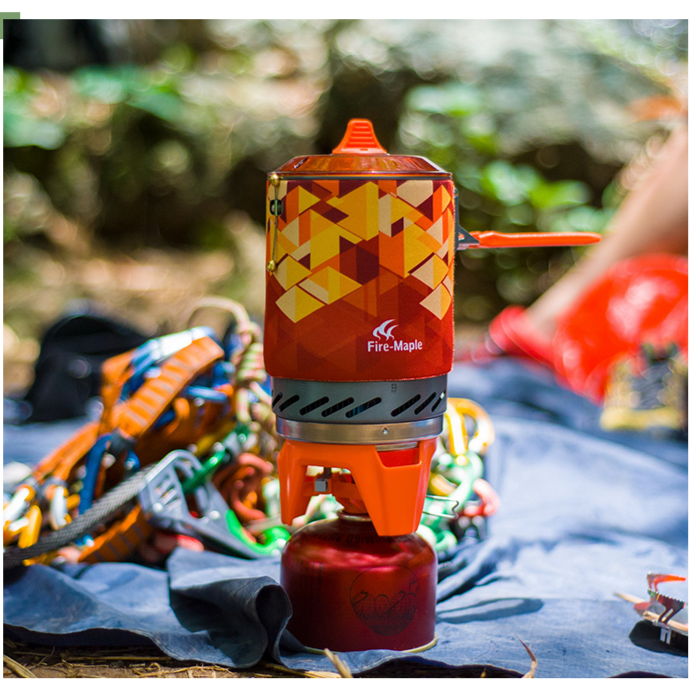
[470,231,600,249]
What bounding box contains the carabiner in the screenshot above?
[48,485,72,530]
[3,479,38,524]
[459,477,500,518]
[78,433,112,514]
[447,398,495,455]
[18,505,42,549]
[225,509,289,556]
[4,516,28,545]
[443,404,468,457]
[447,451,483,512]
[185,385,230,404]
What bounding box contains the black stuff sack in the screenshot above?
[18,306,149,423]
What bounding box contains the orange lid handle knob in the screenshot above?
[332,119,387,155]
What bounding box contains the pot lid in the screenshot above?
[272,119,451,177]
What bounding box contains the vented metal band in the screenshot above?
[275,417,443,445]
[270,375,447,425]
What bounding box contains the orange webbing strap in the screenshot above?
[77,505,153,563]
[78,340,225,563]
[116,336,225,445]
[34,336,223,486]
[32,421,100,483]
[98,350,134,435]
[92,336,225,501]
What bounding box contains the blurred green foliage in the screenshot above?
[3,53,320,248]
[400,81,619,317]
[4,18,686,327]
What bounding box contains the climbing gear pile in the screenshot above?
[3,299,281,567]
[4,299,499,569]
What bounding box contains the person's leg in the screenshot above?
[525,126,688,342]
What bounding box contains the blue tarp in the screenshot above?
[3,359,688,677]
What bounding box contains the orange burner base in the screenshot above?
[277,438,436,537]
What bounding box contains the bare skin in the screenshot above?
[524,126,688,344]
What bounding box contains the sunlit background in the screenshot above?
[3,18,688,394]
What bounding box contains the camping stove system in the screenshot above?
[264,119,600,652]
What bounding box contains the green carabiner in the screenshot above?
[225,509,289,556]
[181,423,251,494]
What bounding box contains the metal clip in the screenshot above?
[18,505,42,549]
[444,405,468,457]
[49,486,71,530]
[138,450,274,559]
[267,174,281,273]
[422,494,465,520]
[447,398,495,455]
[3,517,29,546]
[3,482,37,525]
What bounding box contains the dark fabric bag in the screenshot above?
[18,306,149,423]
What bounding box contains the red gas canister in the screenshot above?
[281,510,437,652]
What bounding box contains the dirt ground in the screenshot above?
[3,637,529,678]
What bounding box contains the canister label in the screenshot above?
[350,565,419,636]
[265,177,455,381]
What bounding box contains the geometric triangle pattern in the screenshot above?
[265,177,456,381]
[275,285,325,322]
[419,283,453,319]
[275,255,312,291]
[411,254,449,290]
[300,266,361,305]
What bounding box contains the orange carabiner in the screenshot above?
[18,505,42,549]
